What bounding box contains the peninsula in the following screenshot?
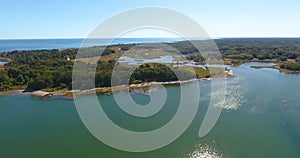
[1,38,300,98]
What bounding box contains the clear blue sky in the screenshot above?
[0,0,299,39]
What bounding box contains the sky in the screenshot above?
[0,0,299,39]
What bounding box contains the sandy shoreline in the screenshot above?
[0,69,233,99]
[0,78,212,99]
[60,78,212,99]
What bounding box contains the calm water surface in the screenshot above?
[0,62,300,158]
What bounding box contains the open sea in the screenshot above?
[0,38,184,53]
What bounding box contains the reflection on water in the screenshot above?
[185,143,223,158]
[200,75,248,111]
[118,55,176,65]
[216,77,247,111]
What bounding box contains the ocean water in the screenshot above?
[0,38,183,53]
[0,62,300,158]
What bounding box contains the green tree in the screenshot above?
[15,74,26,85]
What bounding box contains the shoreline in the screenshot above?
[251,64,300,74]
[6,59,300,100]
[0,76,226,100]
[0,67,234,99]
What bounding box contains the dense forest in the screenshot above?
[179,38,300,69]
[180,38,300,61]
[1,38,300,92]
[0,48,206,91]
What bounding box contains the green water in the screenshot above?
[0,62,300,158]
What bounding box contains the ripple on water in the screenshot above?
[185,143,223,158]
[210,77,247,111]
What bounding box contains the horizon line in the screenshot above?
[1,37,300,40]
